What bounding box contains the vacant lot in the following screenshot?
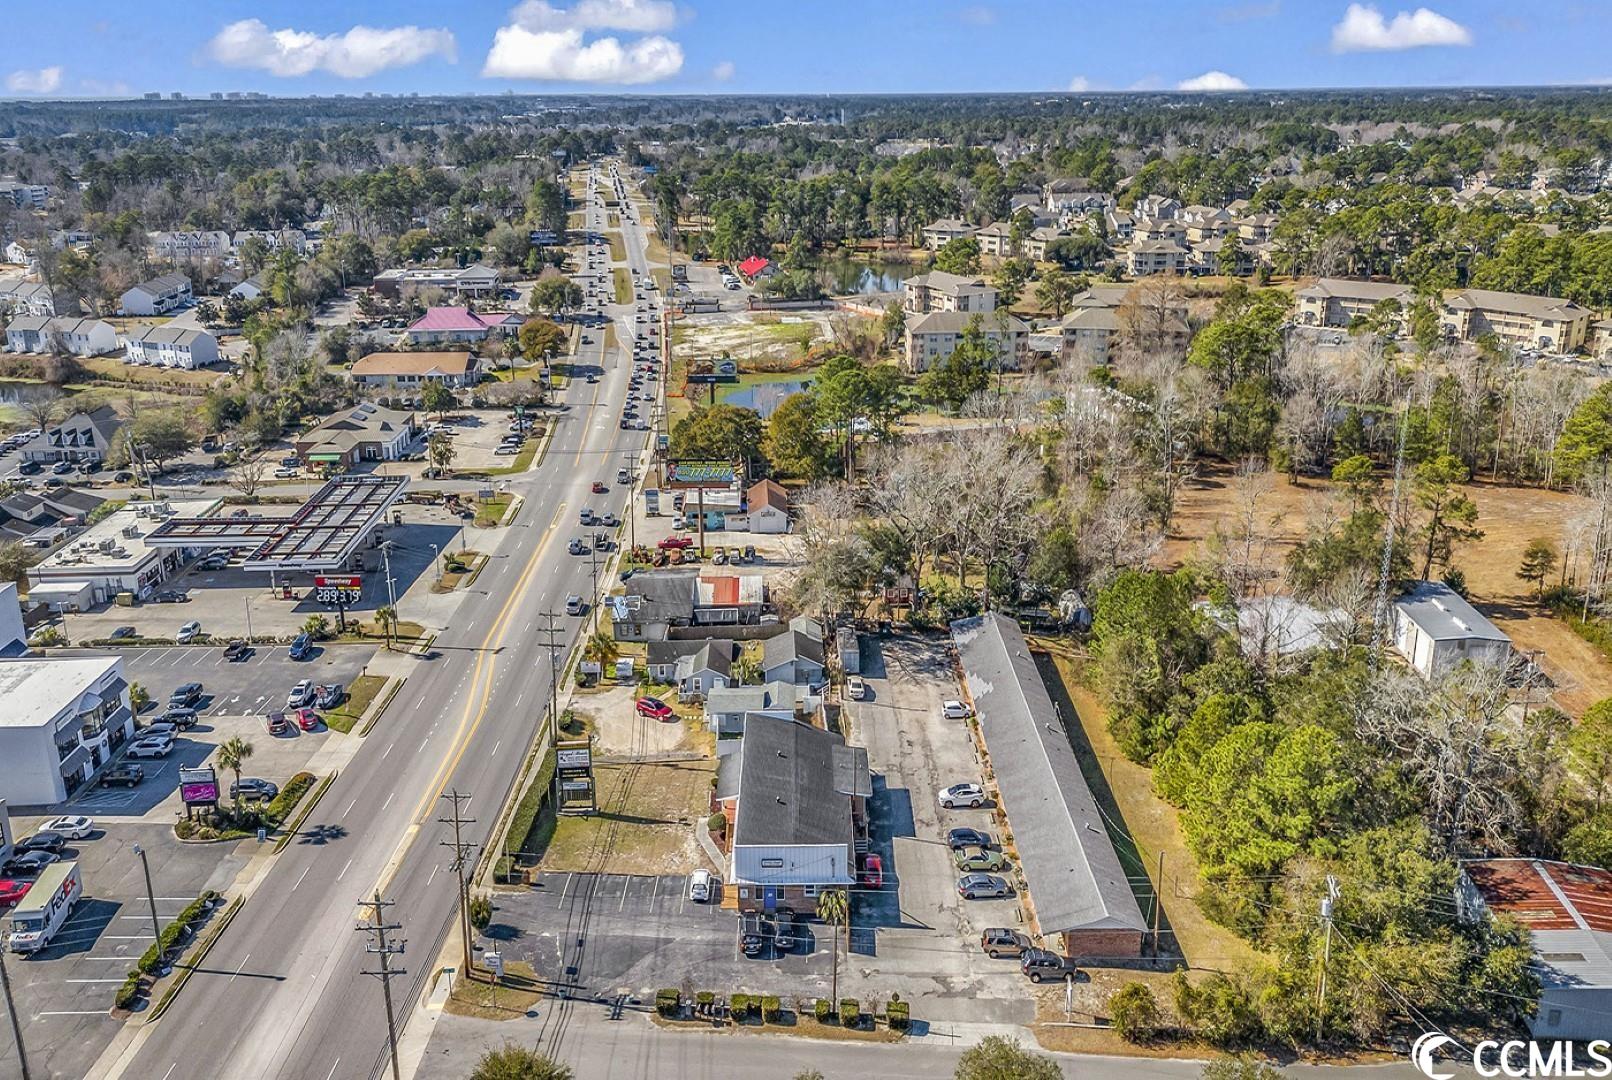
[539,758,715,875]
[1164,465,1612,714]
[672,309,829,367]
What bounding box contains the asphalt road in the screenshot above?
[96,164,661,1080]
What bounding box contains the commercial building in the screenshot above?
[608,569,769,642]
[1390,580,1513,680]
[952,613,1148,959]
[372,264,502,299]
[715,713,870,913]
[349,350,481,389]
[403,307,522,346]
[0,655,133,805]
[1295,277,1415,330]
[1460,859,1612,1042]
[741,479,790,534]
[29,498,220,606]
[118,273,192,316]
[292,403,418,468]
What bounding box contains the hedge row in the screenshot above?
[135,890,220,976]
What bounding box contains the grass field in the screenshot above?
[539,758,715,875]
[322,674,388,734]
[608,232,626,262]
[613,266,632,304]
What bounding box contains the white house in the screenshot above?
[124,325,220,369]
[1390,581,1512,679]
[0,277,68,317]
[0,655,134,805]
[228,274,267,302]
[4,316,117,357]
[743,480,790,534]
[119,274,192,316]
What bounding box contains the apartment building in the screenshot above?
[1440,288,1593,352]
[903,270,998,315]
[920,218,975,250]
[903,310,1028,373]
[0,180,49,210]
[974,221,1016,258]
[4,316,117,357]
[119,274,192,316]
[124,325,221,369]
[1127,240,1188,276]
[1295,278,1416,330]
[148,231,232,260]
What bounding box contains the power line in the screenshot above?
[355,893,405,1080]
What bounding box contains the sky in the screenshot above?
[4,1,1612,99]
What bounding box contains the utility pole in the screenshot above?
[438,790,477,977]
[355,893,405,1080]
[132,844,161,946]
[1314,874,1340,1042]
[537,611,562,739]
[0,947,31,1080]
[378,540,398,651]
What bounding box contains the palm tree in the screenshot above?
[815,887,850,1006]
[582,630,618,666]
[375,604,398,650]
[216,737,255,807]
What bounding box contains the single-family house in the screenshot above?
[119,274,192,316]
[645,638,740,688]
[1391,581,1512,680]
[673,639,739,701]
[704,681,817,736]
[229,275,267,302]
[350,351,481,390]
[763,616,826,686]
[737,256,776,281]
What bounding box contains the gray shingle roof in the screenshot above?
[732,714,868,847]
[764,625,826,673]
[951,612,1147,936]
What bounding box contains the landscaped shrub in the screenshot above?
[813,997,832,1022]
[1110,982,1164,1043]
[706,812,726,836]
[729,993,750,1018]
[114,971,141,1010]
[656,989,681,1017]
[887,996,910,1031]
[762,995,782,1022]
[839,998,860,1027]
[695,990,715,1015]
[136,891,220,975]
[468,893,493,931]
[262,772,316,824]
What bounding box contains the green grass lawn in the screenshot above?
[322,674,388,734]
[614,267,632,304]
[608,232,626,262]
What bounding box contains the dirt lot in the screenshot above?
[1163,464,1612,715]
[538,758,715,874]
[672,309,832,367]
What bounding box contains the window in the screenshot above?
[803,884,820,899]
[1546,1008,1562,1028]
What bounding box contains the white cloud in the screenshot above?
[205,19,457,79]
[505,0,680,33]
[6,67,63,95]
[1177,70,1248,91]
[79,78,131,98]
[1330,4,1472,52]
[483,0,685,84]
[711,60,735,82]
[1067,76,1092,92]
[959,6,996,25]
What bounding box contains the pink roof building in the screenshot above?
[404,306,522,344]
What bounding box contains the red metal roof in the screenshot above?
[737,256,770,277]
[1466,859,1612,933]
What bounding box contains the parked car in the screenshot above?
[980,928,1033,959]
[154,589,189,604]
[846,676,867,701]
[596,512,618,528]
[657,536,692,551]
[774,908,802,952]
[197,554,230,571]
[954,846,1008,872]
[142,720,181,741]
[100,763,144,787]
[957,873,1012,900]
[289,633,314,660]
[294,708,320,731]
[224,639,252,661]
[231,778,280,802]
[126,736,174,759]
[858,853,884,889]
[740,912,772,958]
[941,700,973,720]
[40,816,94,840]
[169,682,203,708]
[1,851,58,877]
[15,832,66,855]
[947,827,992,850]
[156,708,199,729]
[315,683,344,709]
[635,696,674,721]
[109,626,136,640]
[51,460,74,475]
[938,783,986,809]
[0,880,32,907]
[1020,948,1075,983]
[266,711,292,735]
[287,680,315,708]
[687,868,716,903]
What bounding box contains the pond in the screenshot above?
[813,256,919,296]
[722,379,810,419]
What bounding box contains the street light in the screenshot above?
[430,543,441,585]
[132,844,161,949]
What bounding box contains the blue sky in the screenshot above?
[4,1,1610,98]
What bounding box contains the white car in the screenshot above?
[846,676,867,701]
[941,700,973,720]
[687,868,716,902]
[938,783,986,809]
[177,621,203,644]
[127,737,174,759]
[41,815,94,840]
[287,680,315,708]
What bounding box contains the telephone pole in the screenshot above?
[1314,874,1340,1042]
[438,790,478,977]
[537,611,563,740]
[0,946,30,1080]
[355,893,405,1080]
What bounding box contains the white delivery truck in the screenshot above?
[7,860,83,953]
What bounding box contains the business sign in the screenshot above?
[528,230,558,245]
[665,460,737,490]
[557,745,592,770]
[314,575,363,605]
[178,765,219,806]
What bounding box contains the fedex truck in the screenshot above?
[6,861,83,954]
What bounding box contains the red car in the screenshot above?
[657,536,693,551]
[0,879,32,907]
[591,481,609,494]
[859,853,884,889]
[294,708,321,731]
[635,696,674,721]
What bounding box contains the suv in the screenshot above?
[156,707,199,730]
[127,736,173,759]
[170,682,203,708]
[287,680,315,708]
[565,595,584,616]
[266,711,292,735]
[101,763,145,787]
[289,634,314,660]
[938,783,986,809]
[773,909,802,952]
[231,778,280,803]
[980,928,1033,959]
[315,683,344,709]
[1021,948,1075,983]
[740,912,772,958]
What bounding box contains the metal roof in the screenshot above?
[1393,581,1510,642]
[1465,860,1612,989]
[951,612,1148,936]
[145,475,405,571]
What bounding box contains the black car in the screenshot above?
[740,912,773,958]
[169,682,203,708]
[947,827,992,850]
[1,851,59,876]
[230,778,280,802]
[16,831,65,854]
[101,763,145,787]
[773,909,803,952]
[224,639,252,661]
[1021,948,1075,983]
[156,707,199,729]
[154,589,189,604]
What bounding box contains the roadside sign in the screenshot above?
[314,574,362,605]
[178,765,219,806]
[665,460,737,489]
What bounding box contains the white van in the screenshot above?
[7,861,83,953]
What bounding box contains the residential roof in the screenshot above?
[350,351,476,377]
[974,221,1013,238]
[647,638,723,668]
[731,713,870,848]
[737,256,771,277]
[128,273,189,296]
[697,573,764,608]
[1393,581,1510,643]
[676,639,737,680]
[407,307,495,333]
[127,325,212,348]
[1444,288,1589,321]
[764,625,826,674]
[951,612,1147,936]
[923,217,973,233]
[1130,239,1188,254]
[1298,277,1415,302]
[1061,306,1121,332]
[907,270,990,295]
[747,479,789,513]
[1465,859,1612,989]
[613,569,698,625]
[1070,284,1133,309]
[705,680,801,716]
[907,310,1029,335]
[0,655,123,730]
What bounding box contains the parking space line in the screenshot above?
[323,1059,340,1080]
[36,1010,113,1017]
[65,978,126,984]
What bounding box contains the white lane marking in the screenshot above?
[324,1060,341,1080]
[229,954,249,982]
[293,866,311,891]
[382,791,394,811]
[162,1064,179,1080]
[342,797,357,819]
[419,739,429,754]
[381,742,393,760]
[426,865,438,887]
[490,740,501,757]
[337,858,353,880]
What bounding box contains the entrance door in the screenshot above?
[762,886,778,913]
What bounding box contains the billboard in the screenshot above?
[557,745,592,770]
[178,765,219,806]
[665,460,737,490]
